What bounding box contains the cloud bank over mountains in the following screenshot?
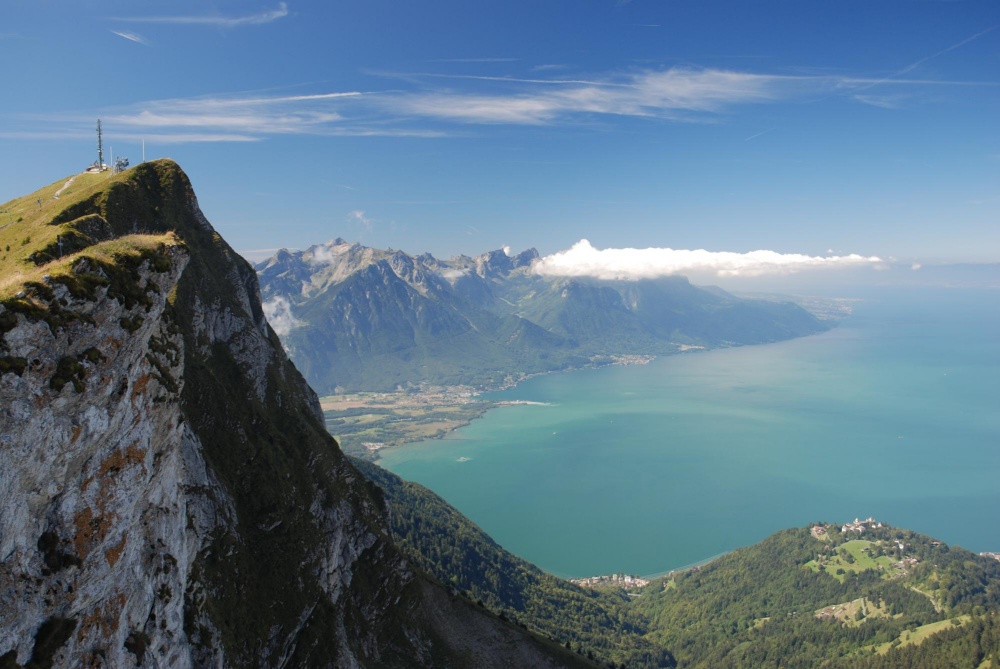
[533,239,883,280]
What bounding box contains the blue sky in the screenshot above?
[2,1,998,269]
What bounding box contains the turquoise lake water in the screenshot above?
[379,287,1000,578]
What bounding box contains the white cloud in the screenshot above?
[744,127,775,141]
[0,129,259,143]
[304,240,350,266]
[113,2,289,28]
[850,24,999,93]
[385,68,788,125]
[109,29,150,45]
[348,210,373,230]
[262,295,303,336]
[429,57,519,63]
[397,93,562,125]
[112,132,261,144]
[852,94,905,109]
[101,92,359,137]
[19,47,999,145]
[27,90,455,144]
[533,239,884,280]
[307,246,334,266]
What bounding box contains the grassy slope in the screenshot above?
[0,169,179,300]
[805,540,901,582]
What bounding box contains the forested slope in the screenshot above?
[354,458,676,668]
[636,522,1000,668]
[357,457,1000,668]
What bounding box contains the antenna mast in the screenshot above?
[96,119,105,170]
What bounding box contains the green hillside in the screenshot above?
[355,458,1000,668]
[0,168,178,302]
[353,457,677,668]
[634,522,1000,668]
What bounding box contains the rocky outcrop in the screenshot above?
[0,161,589,668]
[0,246,204,667]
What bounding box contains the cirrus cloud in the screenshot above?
[112,2,289,28]
[109,29,150,45]
[382,68,790,125]
[533,239,883,280]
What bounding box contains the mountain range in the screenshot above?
[256,239,830,394]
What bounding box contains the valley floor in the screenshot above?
[322,354,655,459]
[321,386,495,458]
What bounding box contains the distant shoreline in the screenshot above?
[352,353,658,461]
[339,313,847,462]
[559,550,731,586]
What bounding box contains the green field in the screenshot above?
[814,596,892,627]
[320,389,496,459]
[805,539,903,582]
[873,615,971,654]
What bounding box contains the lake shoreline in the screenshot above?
[329,294,853,462]
[376,288,1000,577]
[324,353,660,461]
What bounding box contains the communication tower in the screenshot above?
[96,119,105,170]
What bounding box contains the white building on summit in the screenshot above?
[841,517,883,534]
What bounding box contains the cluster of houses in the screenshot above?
[841,517,884,534]
[571,573,650,590]
[810,518,887,539]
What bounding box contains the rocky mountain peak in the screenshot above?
[0,162,587,668]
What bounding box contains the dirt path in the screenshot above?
[53,175,76,199]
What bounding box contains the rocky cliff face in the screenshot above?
[0,161,587,668]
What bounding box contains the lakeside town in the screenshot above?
[570,573,651,591]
